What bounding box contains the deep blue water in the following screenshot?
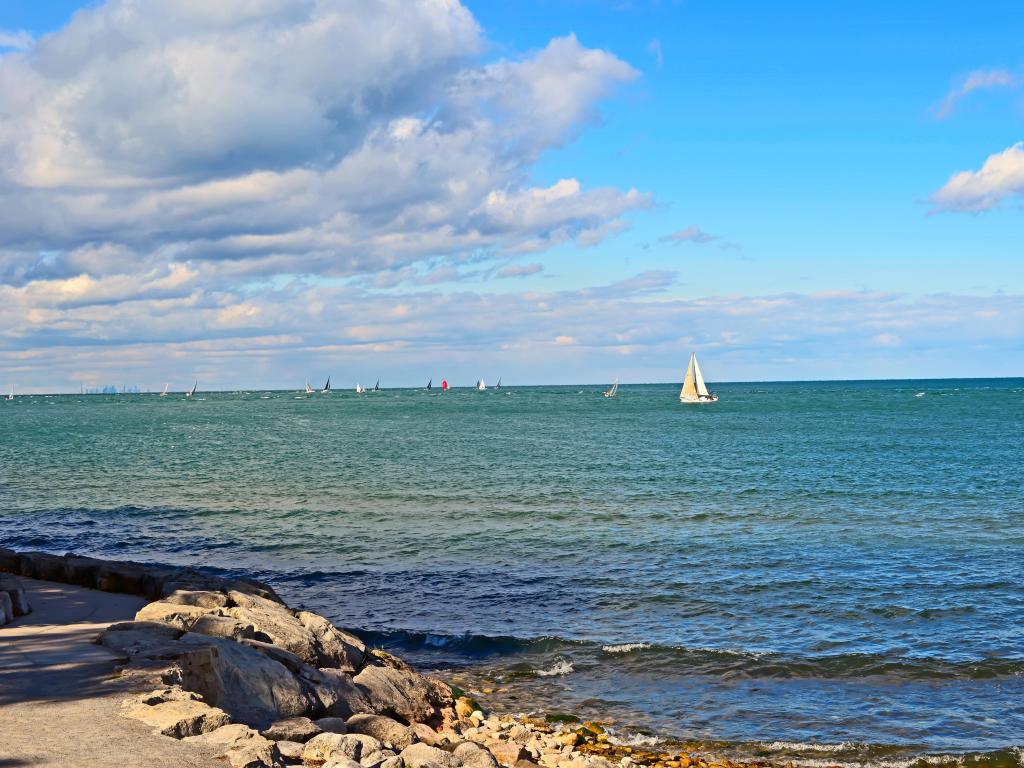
[1,379,1022,766]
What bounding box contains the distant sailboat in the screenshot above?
[355,383,366,394]
[6,385,13,401]
[373,379,380,392]
[603,378,619,398]
[441,379,449,392]
[321,377,331,394]
[679,353,718,404]
[426,379,433,391]
[476,379,486,391]
[305,380,314,394]
[495,378,502,389]
[186,381,197,398]
[160,383,169,397]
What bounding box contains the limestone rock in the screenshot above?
[411,723,444,746]
[400,742,464,768]
[0,574,31,616]
[489,743,527,768]
[324,759,362,768]
[0,591,13,625]
[315,716,348,734]
[135,686,203,706]
[276,740,305,760]
[185,723,284,768]
[353,666,454,726]
[136,600,216,630]
[303,733,379,765]
[17,551,67,582]
[454,742,500,768]
[177,633,315,727]
[125,699,231,738]
[346,714,417,749]
[99,620,187,658]
[164,589,231,609]
[361,748,399,768]
[226,591,320,663]
[192,612,267,642]
[262,716,321,743]
[296,611,366,670]
[313,668,374,719]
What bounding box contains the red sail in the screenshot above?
[441,379,449,391]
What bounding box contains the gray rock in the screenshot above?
[192,612,266,642]
[354,666,454,727]
[315,716,348,734]
[454,742,499,768]
[0,591,12,625]
[125,699,231,738]
[346,714,417,750]
[177,633,315,728]
[136,600,217,630]
[313,668,374,719]
[400,742,464,768]
[297,611,366,670]
[302,733,382,764]
[378,757,403,768]
[99,620,188,658]
[262,716,321,743]
[0,574,31,615]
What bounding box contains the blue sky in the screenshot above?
[0,1,1021,390]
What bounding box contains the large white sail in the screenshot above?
[679,355,698,400]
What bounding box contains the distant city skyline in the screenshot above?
[1,1,1021,392]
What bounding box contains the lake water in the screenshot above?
[1,379,1022,767]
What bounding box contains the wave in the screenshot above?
[360,629,1024,681]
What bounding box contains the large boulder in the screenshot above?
[164,589,231,609]
[177,633,316,728]
[136,600,217,630]
[309,668,373,720]
[99,620,189,659]
[400,742,464,768]
[353,666,454,726]
[345,714,417,750]
[125,699,231,738]
[226,591,320,664]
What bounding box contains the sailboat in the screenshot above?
[373,380,380,392]
[160,383,169,397]
[355,383,366,394]
[476,379,486,391]
[426,379,433,391]
[321,377,331,394]
[495,378,502,390]
[6,385,13,401]
[679,353,718,403]
[186,381,197,398]
[603,378,619,398]
[305,380,314,394]
[441,379,449,392]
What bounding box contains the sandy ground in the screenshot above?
[0,577,221,768]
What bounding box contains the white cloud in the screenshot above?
[496,263,543,279]
[646,39,663,68]
[935,68,1018,119]
[931,142,1024,212]
[0,28,32,51]
[659,225,718,245]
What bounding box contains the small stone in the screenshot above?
[454,741,499,768]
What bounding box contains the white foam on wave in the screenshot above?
[602,643,652,653]
[535,659,574,677]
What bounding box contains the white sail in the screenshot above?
[355,383,365,393]
[693,356,710,397]
[679,355,698,401]
[604,378,619,397]
[477,379,486,390]
[6,385,13,401]
[305,380,314,394]
[160,383,169,397]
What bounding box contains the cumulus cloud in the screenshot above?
[931,142,1024,212]
[659,225,718,245]
[0,1,646,300]
[0,28,32,51]
[935,68,1018,119]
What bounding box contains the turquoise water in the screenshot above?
[1,380,1022,766]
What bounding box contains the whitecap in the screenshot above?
[535,659,574,676]
[601,643,652,653]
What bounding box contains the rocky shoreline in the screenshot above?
[0,549,782,768]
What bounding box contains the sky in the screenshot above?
[0,0,1021,391]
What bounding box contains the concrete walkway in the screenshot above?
[0,577,221,767]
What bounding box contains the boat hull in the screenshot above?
[679,395,718,404]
